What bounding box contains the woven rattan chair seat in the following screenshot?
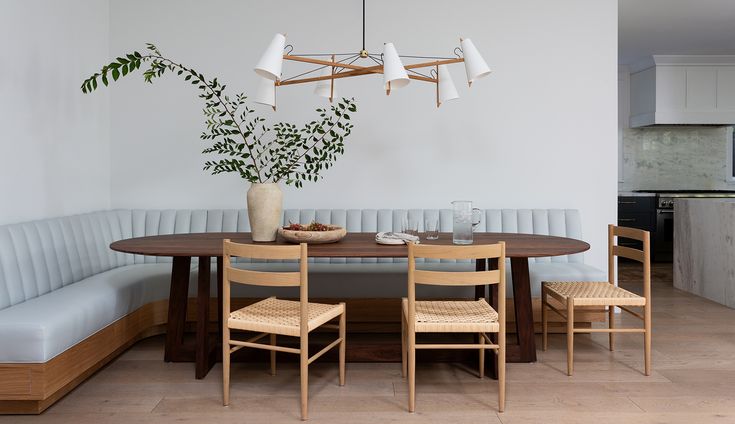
[229,297,344,337]
[402,298,499,333]
[543,281,646,306]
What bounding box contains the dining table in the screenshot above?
[110,232,590,379]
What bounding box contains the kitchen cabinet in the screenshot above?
[618,195,656,257]
[629,55,735,127]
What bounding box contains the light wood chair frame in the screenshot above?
[541,225,651,376]
[401,242,506,413]
[221,241,346,421]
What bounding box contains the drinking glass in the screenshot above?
[425,216,439,240]
[401,215,419,237]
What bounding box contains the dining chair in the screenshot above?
[401,242,506,413]
[541,225,651,376]
[221,240,346,421]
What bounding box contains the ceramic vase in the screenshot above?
[247,183,283,242]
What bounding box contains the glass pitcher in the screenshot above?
[452,200,482,245]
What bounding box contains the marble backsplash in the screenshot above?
[619,126,735,191]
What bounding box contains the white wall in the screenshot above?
[0,0,110,225]
[96,0,614,270]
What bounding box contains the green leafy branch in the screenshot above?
[81,43,356,186]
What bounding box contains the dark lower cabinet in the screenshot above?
[618,196,657,260]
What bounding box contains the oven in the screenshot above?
[654,197,675,262]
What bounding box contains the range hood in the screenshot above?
[629,56,735,128]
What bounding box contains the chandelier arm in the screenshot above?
[277,67,436,86]
[288,53,360,57]
[284,55,369,71]
[277,69,375,86]
[334,55,362,73]
[404,57,464,70]
[281,65,329,83]
[407,74,438,83]
[280,54,361,83]
[369,55,438,81]
[407,68,432,79]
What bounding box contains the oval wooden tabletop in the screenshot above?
[110,232,590,258]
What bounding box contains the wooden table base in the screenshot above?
[163,256,220,379]
[162,255,539,379]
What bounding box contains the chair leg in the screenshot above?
[401,310,407,379]
[608,306,615,351]
[222,334,230,406]
[339,306,346,386]
[479,332,485,379]
[644,302,652,376]
[300,336,308,420]
[270,334,277,376]
[498,327,506,412]
[541,288,548,351]
[408,329,416,413]
[566,300,574,376]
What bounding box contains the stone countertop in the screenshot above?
[674,198,735,309]
[618,191,656,197]
[675,198,735,204]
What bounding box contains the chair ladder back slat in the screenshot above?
[413,269,502,286]
[612,225,647,242]
[227,267,301,287]
[410,243,503,260]
[612,245,645,263]
[223,241,301,260]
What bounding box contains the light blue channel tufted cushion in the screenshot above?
[0,208,604,362]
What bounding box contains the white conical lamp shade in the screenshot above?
[460,38,491,84]
[253,77,276,109]
[437,65,459,105]
[382,42,410,89]
[313,67,337,100]
[254,33,286,81]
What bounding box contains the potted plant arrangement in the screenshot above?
[81,43,357,241]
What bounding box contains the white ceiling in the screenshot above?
[619,0,735,65]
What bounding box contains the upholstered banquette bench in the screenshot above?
[0,208,604,413]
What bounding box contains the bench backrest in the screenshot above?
[0,208,584,310]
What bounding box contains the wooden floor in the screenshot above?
[4,263,735,423]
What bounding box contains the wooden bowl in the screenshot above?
[278,225,347,244]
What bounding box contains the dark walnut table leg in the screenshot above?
[510,257,537,362]
[164,256,191,362]
[195,256,217,379]
[477,257,538,366]
[163,256,221,379]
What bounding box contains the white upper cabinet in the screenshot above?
[629,56,735,127]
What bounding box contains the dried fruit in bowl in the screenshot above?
[284,221,331,231]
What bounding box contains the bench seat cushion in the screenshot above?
[0,264,179,363]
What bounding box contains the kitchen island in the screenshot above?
[674,198,735,308]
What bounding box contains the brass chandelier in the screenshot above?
[252,0,492,109]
